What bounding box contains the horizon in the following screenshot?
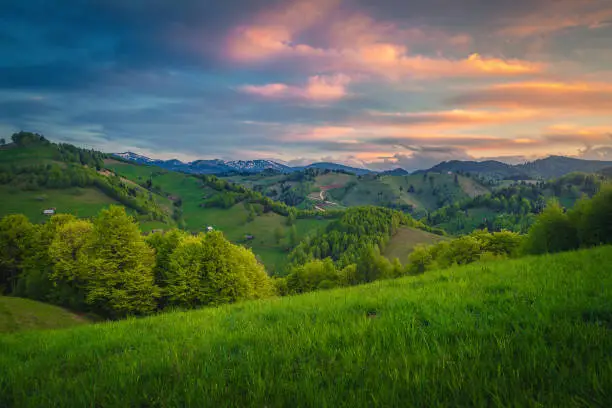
[2,0,612,170]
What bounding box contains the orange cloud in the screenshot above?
[363,108,544,129]
[451,81,612,112]
[239,74,351,101]
[225,1,541,79]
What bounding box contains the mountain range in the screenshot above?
[113,152,373,175]
[115,152,612,179]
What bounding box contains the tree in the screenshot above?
[146,229,186,305]
[16,214,77,301]
[288,225,298,248]
[48,219,94,309]
[523,200,578,255]
[0,138,5,145]
[286,209,297,226]
[286,258,338,293]
[166,231,273,308]
[84,206,159,318]
[0,214,37,294]
[356,245,390,283]
[572,186,612,247]
[274,226,285,244]
[406,245,435,275]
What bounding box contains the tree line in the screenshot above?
[0,206,274,318]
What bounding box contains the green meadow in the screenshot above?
[1,246,611,407]
[0,296,88,333]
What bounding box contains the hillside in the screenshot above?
[382,227,447,261]
[0,136,175,232]
[0,296,88,333]
[1,246,611,406]
[105,160,331,273]
[413,159,527,180]
[518,156,612,179]
[416,156,612,181]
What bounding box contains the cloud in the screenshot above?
[239,74,352,101]
[449,81,612,113]
[496,1,612,37]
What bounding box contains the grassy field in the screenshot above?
[1,247,611,407]
[0,185,121,223]
[0,297,88,333]
[383,227,447,261]
[0,144,60,166]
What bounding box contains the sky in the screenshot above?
[1,0,612,171]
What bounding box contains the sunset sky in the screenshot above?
[2,0,612,170]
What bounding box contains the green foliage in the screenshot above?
[406,244,435,275]
[523,200,578,255]
[84,206,159,317]
[47,219,94,309]
[0,214,37,293]
[405,230,523,273]
[286,258,339,293]
[289,206,420,270]
[165,231,273,307]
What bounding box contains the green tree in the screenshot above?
[85,206,159,318]
[16,214,77,301]
[406,244,435,275]
[274,226,285,244]
[572,186,612,247]
[288,225,298,248]
[356,245,390,283]
[48,219,94,309]
[523,200,578,255]
[166,231,272,308]
[0,214,37,293]
[286,258,338,293]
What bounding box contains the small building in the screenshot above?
[245,235,254,241]
[43,208,55,216]
[447,171,453,175]
[206,226,214,232]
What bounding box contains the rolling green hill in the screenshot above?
[1,246,611,407]
[105,160,331,273]
[0,296,88,333]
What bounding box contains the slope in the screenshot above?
[2,246,611,407]
[383,227,447,261]
[105,160,331,273]
[0,296,88,333]
[0,143,174,232]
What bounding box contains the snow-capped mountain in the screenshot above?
[112,152,375,175]
[115,152,157,163]
[113,153,294,174]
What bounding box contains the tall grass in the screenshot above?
[1,247,611,407]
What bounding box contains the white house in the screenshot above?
[43,208,55,216]
[206,226,214,232]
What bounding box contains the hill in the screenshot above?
[0,296,88,333]
[416,156,612,181]
[1,246,611,406]
[413,159,526,180]
[517,155,612,179]
[0,136,174,232]
[104,159,332,273]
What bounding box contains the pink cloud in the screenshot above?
[239,74,351,101]
[225,1,541,80]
